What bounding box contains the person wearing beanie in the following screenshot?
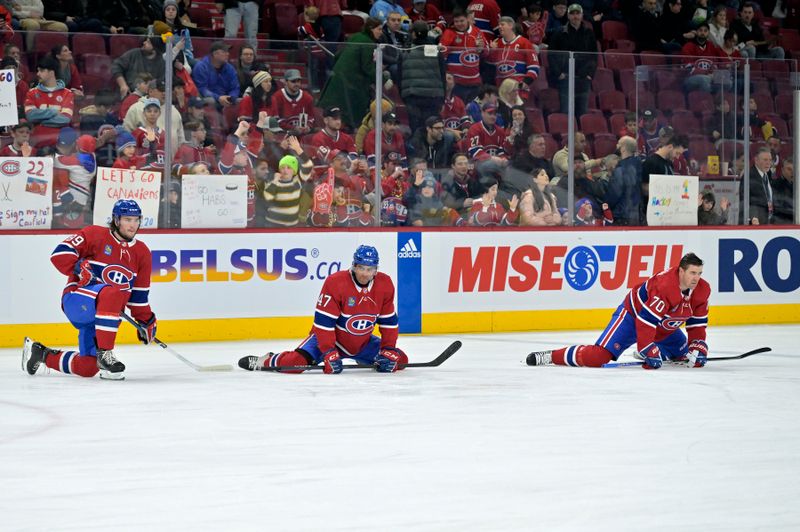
[237,70,273,127]
[153,0,195,63]
[112,131,149,170]
[263,148,313,227]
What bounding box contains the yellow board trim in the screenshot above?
[2,304,799,347]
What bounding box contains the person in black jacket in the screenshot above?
[441,152,481,218]
[548,4,597,118]
[739,147,777,225]
[399,21,446,137]
[407,116,457,169]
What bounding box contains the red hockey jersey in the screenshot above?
[467,0,500,41]
[489,35,540,85]
[50,225,154,322]
[440,25,486,87]
[467,121,509,160]
[269,88,316,133]
[623,265,710,352]
[311,269,399,355]
[307,128,357,172]
[441,94,469,130]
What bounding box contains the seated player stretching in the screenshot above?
[239,245,408,373]
[22,199,157,380]
[527,253,709,369]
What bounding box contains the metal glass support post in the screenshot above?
[163,38,174,228]
[567,53,575,225]
[373,44,384,227]
[742,61,750,224]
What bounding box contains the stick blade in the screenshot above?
[197,364,235,372]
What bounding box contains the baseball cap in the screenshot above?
[642,109,655,119]
[425,115,443,128]
[568,3,583,13]
[384,112,398,123]
[210,40,231,53]
[188,97,205,108]
[283,69,302,81]
[143,98,161,109]
[57,127,78,146]
[323,107,342,118]
[482,102,498,112]
[77,135,97,153]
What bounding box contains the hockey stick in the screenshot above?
[120,313,234,372]
[601,347,772,368]
[256,340,462,372]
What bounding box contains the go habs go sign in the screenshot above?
[447,243,685,293]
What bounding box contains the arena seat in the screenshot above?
[598,90,627,114]
[110,35,144,58]
[657,90,686,112]
[580,113,609,135]
[71,33,107,58]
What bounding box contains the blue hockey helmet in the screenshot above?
[353,245,379,268]
[112,199,142,219]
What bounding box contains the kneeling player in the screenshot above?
[527,253,710,370]
[239,245,408,373]
[22,199,158,380]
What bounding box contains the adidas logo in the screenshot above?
[398,238,421,259]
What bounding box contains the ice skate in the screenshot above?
[97,349,125,373]
[238,354,272,371]
[526,350,553,366]
[22,337,54,375]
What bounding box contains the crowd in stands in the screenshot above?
[0,0,795,229]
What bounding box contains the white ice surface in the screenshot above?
[2,325,799,531]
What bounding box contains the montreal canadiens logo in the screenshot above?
[459,51,480,66]
[345,314,375,335]
[0,160,20,176]
[496,62,515,74]
[101,265,134,287]
[663,319,685,330]
[564,246,599,291]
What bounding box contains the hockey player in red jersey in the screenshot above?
[239,245,408,373]
[22,200,157,380]
[527,253,710,369]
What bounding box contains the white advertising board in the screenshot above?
[0,231,397,325]
[93,167,161,228]
[0,68,18,127]
[181,174,247,228]
[423,229,800,313]
[0,157,53,229]
[647,174,699,226]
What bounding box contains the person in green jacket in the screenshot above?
[318,17,383,130]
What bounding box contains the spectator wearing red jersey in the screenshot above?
[363,112,406,168]
[270,69,315,136]
[466,102,509,162]
[0,5,14,45]
[0,121,36,157]
[407,0,446,36]
[308,0,348,44]
[174,121,218,175]
[298,6,328,92]
[307,106,358,174]
[467,0,501,42]
[131,98,166,171]
[441,73,469,141]
[238,70,274,126]
[489,16,540,99]
[467,176,519,226]
[440,8,487,104]
[681,22,725,94]
[24,56,74,150]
